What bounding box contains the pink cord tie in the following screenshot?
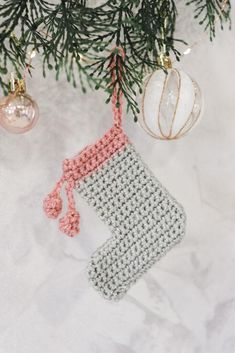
[43,158,80,237]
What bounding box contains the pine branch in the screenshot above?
[186,0,231,40]
[0,0,232,118]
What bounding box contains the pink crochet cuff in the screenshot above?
[43,124,129,237]
[65,125,129,183]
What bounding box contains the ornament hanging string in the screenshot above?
[109,46,125,128]
[7,41,36,95]
[23,49,36,80]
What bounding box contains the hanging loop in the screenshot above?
[109,47,125,128]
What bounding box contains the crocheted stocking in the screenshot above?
[43,48,186,300]
[79,143,186,300]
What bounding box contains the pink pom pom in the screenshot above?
[59,210,80,237]
[43,193,62,219]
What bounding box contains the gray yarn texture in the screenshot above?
[76,144,186,300]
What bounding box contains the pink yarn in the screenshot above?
[110,46,125,128]
[59,210,80,237]
[43,192,62,219]
[43,47,127,237]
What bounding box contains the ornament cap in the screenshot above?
[157,54,172,70]
[10,73,26,94]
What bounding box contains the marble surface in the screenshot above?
[0,6,235,353]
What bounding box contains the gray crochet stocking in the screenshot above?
[77,144,186,300]
[44,48,186,300]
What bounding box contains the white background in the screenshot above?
[0,4,235,353]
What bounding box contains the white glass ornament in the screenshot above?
[140,67,202,140]
[0,78,39,134]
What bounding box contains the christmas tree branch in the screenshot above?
[187,0,231,40]
[0,0,232,120]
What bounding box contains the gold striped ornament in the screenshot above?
[140,60,202,140]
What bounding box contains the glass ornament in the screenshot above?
[0,77,39,134]
[140,67,202,140]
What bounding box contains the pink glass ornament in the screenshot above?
[0,92,39,134]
